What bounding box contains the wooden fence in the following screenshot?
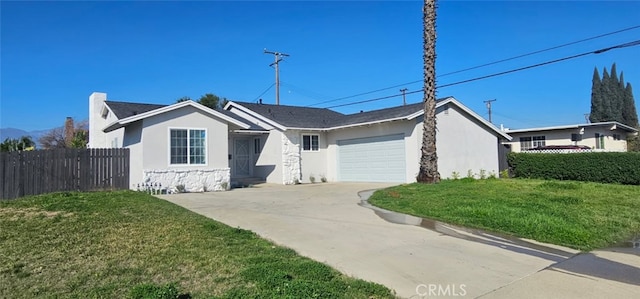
[0,148,129,200]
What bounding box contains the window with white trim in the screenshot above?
[595,133,605,149]
[519,137,532,150]
[302,135,319,151]
[170,129,206,165]
[520,135,545,150]
[532,136,546,148]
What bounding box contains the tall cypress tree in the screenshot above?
[589,67,603,123]
[609,63,623,122]
[590,64,639,128]
[622,83,639,127]
[600,67,614,121]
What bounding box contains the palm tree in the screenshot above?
[417,0,440,183]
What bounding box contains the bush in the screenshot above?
[508,152,640,185]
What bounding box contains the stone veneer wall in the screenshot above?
[142,168,230,192]
[281,131,301,184]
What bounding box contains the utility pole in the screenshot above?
[400,88,408,106]
[264,49,289,105]
[484,99,496,123]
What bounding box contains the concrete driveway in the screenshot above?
[158,183,640,298]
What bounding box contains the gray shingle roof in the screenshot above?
[217,109,267,131]
[233,99,448,129]
[105,98,447,130]
[105,100,266,131]
[105,101,167,119]
[232,102,346,128]
[337,102,425,126]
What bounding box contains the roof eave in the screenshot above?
[225,101,287,131]
[103,100,251,132]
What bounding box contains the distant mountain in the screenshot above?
[0,127,52,147]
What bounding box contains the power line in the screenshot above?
[310,24,640,107]
[252,83,275,102]
[323,39,640,109]
[280,81,333,102]
[438,24,640,78]
[308,81,420,107]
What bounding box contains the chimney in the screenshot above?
[259,98,263,104]
[64,117,74,147]
[89,92,107,148]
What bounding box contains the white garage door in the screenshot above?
[337,134,406,182]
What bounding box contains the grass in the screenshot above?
[369,178,640,251]
[0,191,394,299]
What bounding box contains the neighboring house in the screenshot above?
[504,122,638,153]
[88,92,511,191]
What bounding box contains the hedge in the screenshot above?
[507,152,640,185]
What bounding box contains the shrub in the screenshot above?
[508,152,640,185]
[466,169,474,179]
[309,174,316,184]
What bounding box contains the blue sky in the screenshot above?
[1,1,639,132]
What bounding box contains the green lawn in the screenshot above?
[369,178,640,251]
[0,191,394,299]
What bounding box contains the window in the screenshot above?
[302,135,319,151]
[520,136,545,150]
[170,129,206,165]
[254,138,261,154]
[613,134,621,141]
[595,133,605,149]
[532,136,546,148]
[571,133,583,142]
[519,137,532,150]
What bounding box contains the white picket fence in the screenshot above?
[521,148,605,154]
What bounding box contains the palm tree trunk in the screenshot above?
[417,0,440,183]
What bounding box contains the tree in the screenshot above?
[608,63,623,122]
[39,118,88,149]
[198,93,220,109]
[39,127,66,149]
[417,0,440,184]
[622,83,639,127]
[176,94,228,109]
[589,67,603,123]
[590,63,638,127]
[0,136,35,152]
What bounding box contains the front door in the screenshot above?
[234,138,251,177]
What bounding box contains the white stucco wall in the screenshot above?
[299,131,328,183]
[122,121,143,187]
[256,130,283,184]
[122,105,231,192]
[506,127,630,152]
[326,121,417,183]
[433,104,501,178]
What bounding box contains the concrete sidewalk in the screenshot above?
[158,183,639,298]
